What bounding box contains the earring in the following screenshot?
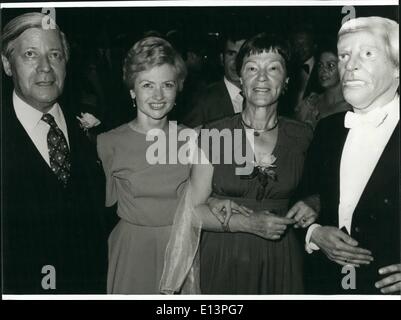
[132,98,137,109]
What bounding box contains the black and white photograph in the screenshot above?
[1,0,399,305]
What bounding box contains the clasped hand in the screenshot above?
[207,198,295,240]
[285,200,318,228]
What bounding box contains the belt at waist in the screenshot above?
[212,196,290,215]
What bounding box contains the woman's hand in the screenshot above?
[246,211,295,240]
[286,200,318,228]
[207,197,252,228]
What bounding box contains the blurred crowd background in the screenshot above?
[2,6,398,130]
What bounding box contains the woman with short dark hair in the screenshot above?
[163,33,318,294]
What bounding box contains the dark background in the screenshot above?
[2,5,398,52]
[1,5,398,126]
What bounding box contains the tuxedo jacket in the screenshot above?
[303,112,400,294]
[2,90,108,294]
[182,79,236,128]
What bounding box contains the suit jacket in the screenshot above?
[303,112,400,294]
[2,90,108,294]
[280,61,321,117]
[182,79,236,128]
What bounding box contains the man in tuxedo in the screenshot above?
[1,12,108,293]
[282,24,321,117]
[304,17,399,294]
[182,30,248,128]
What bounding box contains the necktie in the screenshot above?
[41,113,71,186]
[301,63,310,74]
[344,109,388,129]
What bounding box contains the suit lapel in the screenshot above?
[332,116,349,226]
[4,96,60,181]
[304,63,319,98]
[219,80,236,116]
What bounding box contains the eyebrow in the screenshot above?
[139,79,176,83]
[244,59,282,64]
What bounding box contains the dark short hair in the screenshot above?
[220,29,251,53]
[123,36,187,91]
[1,12,69,61]
[289,23,316,42]
[235,32,291,76]
[317,37,338,58]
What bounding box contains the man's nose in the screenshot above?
[345,55,360,71]
[37,55,51,72]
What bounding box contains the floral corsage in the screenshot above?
[242,153,277,201]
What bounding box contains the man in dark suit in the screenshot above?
[1,12,108,294]
[282,24,321,117]
[182,31,248,128]
[303,17,400,294]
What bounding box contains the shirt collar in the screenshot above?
[224,76,242,101]
[13,91,63,133]
[345,94,399,129]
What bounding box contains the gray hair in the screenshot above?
[339,16,399,68]
[1,12,70,62]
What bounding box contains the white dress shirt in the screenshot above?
[13,91,69,166]
[305,94,400,252]
[224,76,243,114]
[339,95,399,233]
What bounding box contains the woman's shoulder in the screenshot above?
[280,116,314,151]
[97,122,134,148]
[99,122,133,139]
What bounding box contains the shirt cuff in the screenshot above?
[305,223,321,254]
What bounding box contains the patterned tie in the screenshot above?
[41,113,71,186]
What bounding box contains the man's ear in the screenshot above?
[129,89,136,99]
[1,54,13,77]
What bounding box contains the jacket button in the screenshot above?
[384,198,389,204]
[370,214,376,220]
[354,227,360,233]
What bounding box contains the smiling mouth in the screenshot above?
[149,103,166,110]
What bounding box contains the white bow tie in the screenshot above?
[344,108,388,129]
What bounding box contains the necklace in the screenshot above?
[241,117,279,136]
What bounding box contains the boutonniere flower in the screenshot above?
[76,112,101,131]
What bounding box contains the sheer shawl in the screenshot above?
[159,127,203,294]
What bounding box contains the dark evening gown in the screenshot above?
[200,114,313,294]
